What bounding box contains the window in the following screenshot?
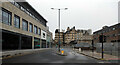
[14,15,20,28]
[43,33,45,38]
[14,2,20,8]
[22,19,28,31]
[34,26,37,34]
[29,23,33,32]
[113,28,115,30]
[9,0,15,4]
[2,8,12,25]
[38,28,41,35]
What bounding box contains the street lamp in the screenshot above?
[51,8,68,52]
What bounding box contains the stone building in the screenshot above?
[54,29,64,45]
[76,29,93,44]
[0,0,52,50]
[64,26,92,44]
[54,26,92,45]
[64,27,77,44]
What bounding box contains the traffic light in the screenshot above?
[99,35,106,43]
[99,35,103,43]
[103,36,106,42]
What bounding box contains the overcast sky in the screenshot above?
[26,0,119,38]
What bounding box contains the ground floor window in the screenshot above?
[34,38,40,49]
[41,39,46,48]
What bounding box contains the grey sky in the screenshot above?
[26,0,119,38]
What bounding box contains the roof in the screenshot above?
[93,23,120,34]
[65,26,76,34]
[75,43,90,47]
[14,0,48,26]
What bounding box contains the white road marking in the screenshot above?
[98,62,105,63]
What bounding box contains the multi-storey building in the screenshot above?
[93,23,120,43]
[64,27,77,44]
[54,29,64,45]
[93,23,120,55]
[0,0,52,50]
[64,26,92,44]
[76,29,93,44]
[54,26,92,45]
[46,27,53,48]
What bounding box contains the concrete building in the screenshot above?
[64,27,77,44]
[76,29,93,44]
[0,0,52,50]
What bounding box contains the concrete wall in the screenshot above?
[95,42,119,56]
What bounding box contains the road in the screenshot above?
[2,47,108,63]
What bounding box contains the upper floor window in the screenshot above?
[22,19,28,31]
[14,15,20,28]
[2,8,12,25]
[112,28,115,30]
[34,25,37,34]
[14,2,20,8]
[29,23,33,32]
[38,28,41,35]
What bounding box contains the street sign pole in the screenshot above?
[99,33,104,59]
[101,33,104,59]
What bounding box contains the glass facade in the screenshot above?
[2,8,12,25]
[22,19,28,31]
[14,15,20,28]
[34,26,37,34]
[29,23,33,32]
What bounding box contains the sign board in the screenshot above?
[41,30,47,40]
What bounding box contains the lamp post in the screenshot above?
[51,8,68,52]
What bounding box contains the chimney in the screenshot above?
[67,27,70,31]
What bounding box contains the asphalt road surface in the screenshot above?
[2,48,108,63]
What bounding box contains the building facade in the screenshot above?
[46,27,53,48]
[0,0,51,50]
[54,26,92,45]
[54,29,64,45]
[93,23,120,43]
[64,26,92,44]
[93,23,120,55]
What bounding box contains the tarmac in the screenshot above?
[0,48,51,59]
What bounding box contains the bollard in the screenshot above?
[61,50,64,55]
[79,48,81,52]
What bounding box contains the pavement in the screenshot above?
[0,48,51,59]
[73,49,120,63]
